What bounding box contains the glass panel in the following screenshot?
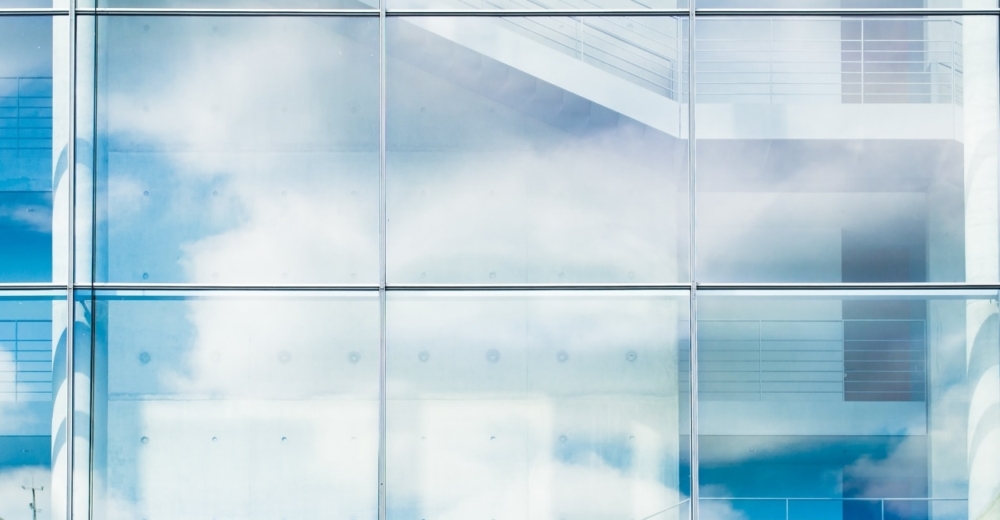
[87,291,380,519]
[695,16,1000,283]
[387,16,689,284]
[0,291,61,520]
[697,291,1000,520]
[386,290,691,519]
[0,17,56,283]
[91,17,380,285]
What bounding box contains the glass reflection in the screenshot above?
[386,291,690,519]
[695,16,1000,283]
[0,292,60,520]
[386,16,689,285]
[90,17,379,285]
[87,291,380,520]
[698,292,1000,520]
[0,17,54,283]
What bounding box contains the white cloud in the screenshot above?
[0,467,51,520]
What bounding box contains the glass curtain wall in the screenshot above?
[0,1,997,520]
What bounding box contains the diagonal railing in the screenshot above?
[700,497,968,520]
[431,11,965,106]
[493,8,686,99]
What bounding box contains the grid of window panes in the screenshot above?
[1,1,999,520]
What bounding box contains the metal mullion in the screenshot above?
[33,282,1000,292]
[83,7,379,15]
[4,5,1000,15]
[0,8,70,14]
[387,7,999,15]
[85,283,693,291]
[0,283,70,290]
[687,6,699,520]
[696,282,1000,291]
[386,8,687,15]
[88,13,100,518]
[996,17,1000,294]
[694,8,1000,16]
[86,283,382,292]
[67,1,78,520]
[697,80,849,85]
[377,0,388,516]
[387,283,691,291]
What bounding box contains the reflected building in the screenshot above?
[0,1,999,520]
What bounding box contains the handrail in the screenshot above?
[496,13,685,97]
[0,76,54,154]
[697,17,963,104]
[699,318,926,402]
[700,497,967,520]
[433,13,964,106]
[700,496,967,501]
[639,498,691,520]
[0,319,53,403]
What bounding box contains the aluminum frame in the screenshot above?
[4,6,1000,15]
[377,0,389,516]
[687,6,699,520]
[66,1,78,519]
[9,282,1000,291]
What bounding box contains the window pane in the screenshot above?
[386,290,691,519]
[387,16,689,284]
[90,17,380,285]
[697,291,1000,520]
[695,16,1000,283]
[0,292,61,520]
[87,291,380,519]
[0,17,56,283]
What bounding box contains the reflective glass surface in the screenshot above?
[90,17,380,285]
[386,16,689,284]
[697,292,1000,520]
[86,291,380,519]
[11,3,1000,519]
[0,292,60,520]
[0,17,55,283]
[695,16,1000,283]
[386,291,691,519]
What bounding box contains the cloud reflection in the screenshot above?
[0,467,51,520]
